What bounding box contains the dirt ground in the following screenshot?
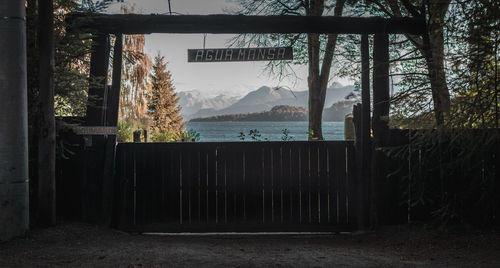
[0,222,499,267]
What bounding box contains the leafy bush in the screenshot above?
[151,128,200,142]
[238,129,268,141]
[117,120,133,142]
[385,129,499,226]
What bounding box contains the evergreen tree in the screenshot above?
[148,54,185,136]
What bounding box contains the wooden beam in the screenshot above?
[83,33,110,223]
[37,0,56,227]
[371,33,390,226]
[102,34,123,225]
[86,33,110,126]
[359,34,371,230]
[107,34,123,127]
[69,14,426,35]
[0,0,29,241]
[372,34,390,142]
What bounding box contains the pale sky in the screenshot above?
[107,0,351,97]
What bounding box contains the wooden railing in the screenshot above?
[113,141,356,232]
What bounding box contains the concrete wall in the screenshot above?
[0,0,29,241]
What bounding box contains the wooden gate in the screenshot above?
[113,141,356,232]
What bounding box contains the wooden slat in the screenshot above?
[198,149,208,223]
[335,143,348,225]
[310,143,320,224]
[290,143,302,224]
[180,149,190,224]
[328,145,338,224]
[318,144,329,224]
[263,145,273,223]
[281,144,292,224]
[171,149,181,224]
[207,146,217,224]
[273,144,283,224]
[134,146,145,225]
[245,145,262,223]
[150,147,161,224]
[216,145,227,224]
[346,142,356,226]
[299,143,309,224]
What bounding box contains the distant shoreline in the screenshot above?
[189,103,356,122]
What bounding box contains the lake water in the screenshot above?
[185,121,345,142]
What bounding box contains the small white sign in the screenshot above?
[73,126,118,135]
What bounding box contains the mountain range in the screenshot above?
[178,83,357,120]
[190,99,358,122]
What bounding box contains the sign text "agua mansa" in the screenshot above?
[188,47,293,62]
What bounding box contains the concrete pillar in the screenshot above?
[0,0,30,241]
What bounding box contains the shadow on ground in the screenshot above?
[0,222,499,267]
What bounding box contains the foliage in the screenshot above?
[118,6,153,129]
[281,129,295,141]
[151,129,200,142]
[384,129,499,225]
[148,54,186,134]
[117,120,133,142]
[231,0,347,140]
[238,129,269,141]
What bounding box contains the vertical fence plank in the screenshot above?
[282,144,292,224]
[319,144,329,224]
[290,144,302,224]
[216,145,227,225]
[329,144,339,224]
[171,149,181,225]
[299,143,309,224]
[335,143,348,225]
[207,145,217,225]
[263,145,273,223]
[346,142,356,227]
[246,145,262,223]
[310,143,320,224]
[225,145,235,223]
[273,144,283,224]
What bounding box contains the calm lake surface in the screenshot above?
[185,121,345,142]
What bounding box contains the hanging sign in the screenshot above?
[73,126,118,135]
[188,47,293,62]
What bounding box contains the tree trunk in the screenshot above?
[37,0,56,226]
[307,0,345,140]
[424,0,451,125]
[308,78,327,140]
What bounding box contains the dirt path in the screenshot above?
[0,222,499,267]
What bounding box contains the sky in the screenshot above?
[107,0,352,97]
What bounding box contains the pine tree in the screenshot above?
[148,54,185,136]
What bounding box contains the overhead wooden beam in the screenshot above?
[69,14,426,35]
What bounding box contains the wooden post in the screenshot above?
[101,34,123,224]
[86,33,110,126]
[0,0,30,241]
[359,34,372,230]
[37,0,56,227]
[107,34,123,128]
[82,33,110,223]
[133,131,141,143]
[372,33,390,226]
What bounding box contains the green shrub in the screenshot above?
[117,120,133,142]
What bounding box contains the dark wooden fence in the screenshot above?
[113,141,356,232]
